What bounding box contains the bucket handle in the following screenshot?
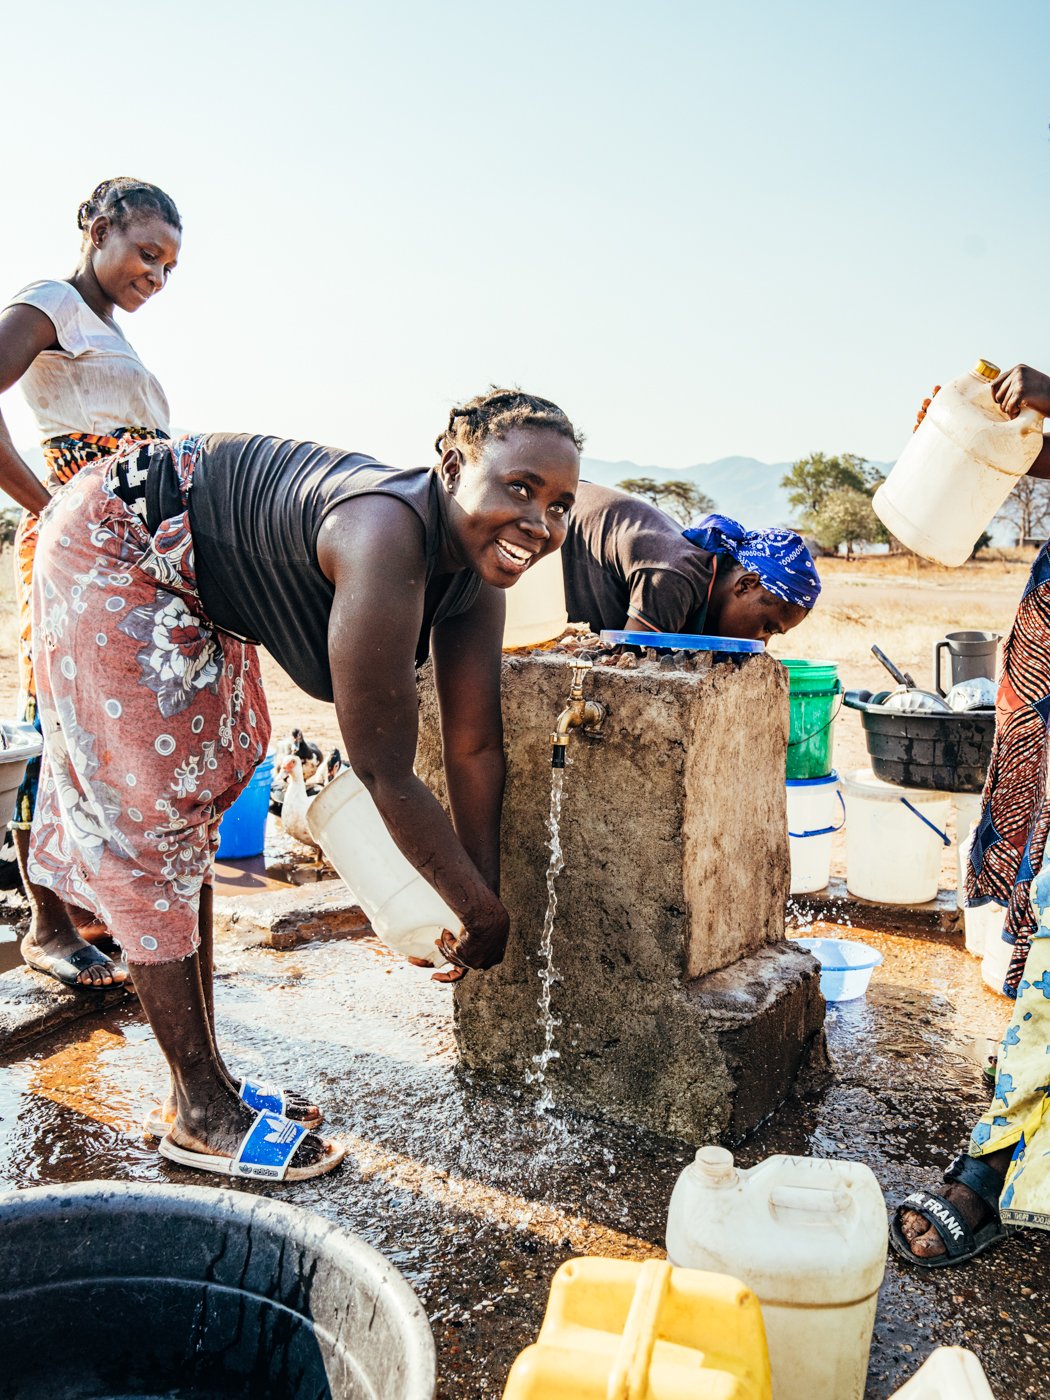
[789,790,845,840]
[899,796,951,847]
[787,683,844,748]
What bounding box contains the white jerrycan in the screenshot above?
[503,549,568,648]
[873,359,1045,566]
[890,1347,994,1399]
[306,767,455,966]
[666,1147,887,1400]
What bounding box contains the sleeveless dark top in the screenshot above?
[155,433,481,701]
[562,480,714,633]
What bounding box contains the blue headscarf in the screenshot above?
[683,515,821,610]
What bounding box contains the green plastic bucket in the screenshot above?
[782,658,842,780]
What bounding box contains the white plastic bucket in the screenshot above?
[873,361,1045,566]
[502,550,568,648]
[952,792,998,956]
[841,769,951,905]
[952,793,983,912]
[964,903,1004,961]
[306,768,455,966]
[981,927,1013,997]
[0,722,43,827]
[890,1347,994,1399]
[786,772,843,894]
[793,936,883,1002]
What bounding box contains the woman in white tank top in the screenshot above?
[0,177,180,990]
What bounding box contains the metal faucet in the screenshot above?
[551,660,606,768]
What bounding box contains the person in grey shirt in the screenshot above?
[561,480,819,641]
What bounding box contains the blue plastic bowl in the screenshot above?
[216,755,274,860]
[599,631,765,653]
[792,936,883,1002]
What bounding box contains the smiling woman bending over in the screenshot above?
[27,388,582,1180]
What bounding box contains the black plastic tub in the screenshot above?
[843,689,995,792]
[0,1180,436,1400]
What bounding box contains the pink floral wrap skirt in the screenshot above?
[27,436,270,964]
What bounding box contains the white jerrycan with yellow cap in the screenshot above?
[873,359,1045,566]
[666,1147,887,1400]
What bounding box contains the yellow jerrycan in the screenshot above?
[502,1256,771,1400]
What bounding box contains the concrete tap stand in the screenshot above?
[416,652,827,1144]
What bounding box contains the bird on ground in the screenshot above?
[324,748,345,784]
[271,728,327,810]
[275,755,322,850]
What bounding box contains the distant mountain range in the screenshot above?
[581,455,893,529]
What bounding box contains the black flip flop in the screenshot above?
[24,943,127,990]
[890,1154,1014,1269]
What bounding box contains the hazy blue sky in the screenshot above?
[2,0,1047,472]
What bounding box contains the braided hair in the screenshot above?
[435,387,584,460]
[77,178,182,237]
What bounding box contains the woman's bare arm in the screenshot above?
[0,304,59,513]
[318,494,510,968]
[431,583,506,894]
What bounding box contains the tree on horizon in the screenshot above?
[616,476,716,525]
[781,451,888,554]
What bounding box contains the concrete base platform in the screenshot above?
[457,942,828,1144]
[0,966,133,1056]
[214,878,370,951]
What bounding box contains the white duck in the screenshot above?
[277,755,321,850]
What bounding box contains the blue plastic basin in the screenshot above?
[599,631,765,653]
[792,936,883,1002]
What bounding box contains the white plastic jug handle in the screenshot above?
[1015,404,1044,432]
[769,1184,852,1220]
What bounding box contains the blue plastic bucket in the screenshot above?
[216,755,274,860]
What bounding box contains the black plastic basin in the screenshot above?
[843,690,995,792]
[0,1180,436,1400]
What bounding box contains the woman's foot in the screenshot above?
[66,902,112,946]
[14,829,125,987]
[20,928,127,988]
[169,1084,327,1164]
[894,1150,1012,1266]
[153,1071,321,1134]
[163,1081,339,1178]
[899,1181,991,1259]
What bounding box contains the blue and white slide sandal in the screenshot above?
[158,1110,345,1181]
[238,1077,320,1125]
[143,1078,323,1137]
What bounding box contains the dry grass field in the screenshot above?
[767,550,1032,679]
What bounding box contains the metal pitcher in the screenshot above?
[932,630,1001,696]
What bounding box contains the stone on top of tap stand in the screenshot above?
[415,648,827,1145]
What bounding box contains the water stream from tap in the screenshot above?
[525,767,565,1115]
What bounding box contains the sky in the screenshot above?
[2,0,1048,474]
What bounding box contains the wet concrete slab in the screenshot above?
[0,922,1045,1398]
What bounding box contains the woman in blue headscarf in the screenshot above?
[561,481,820,641]
[683,513,821,640]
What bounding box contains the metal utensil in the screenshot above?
[871,645,916,690]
